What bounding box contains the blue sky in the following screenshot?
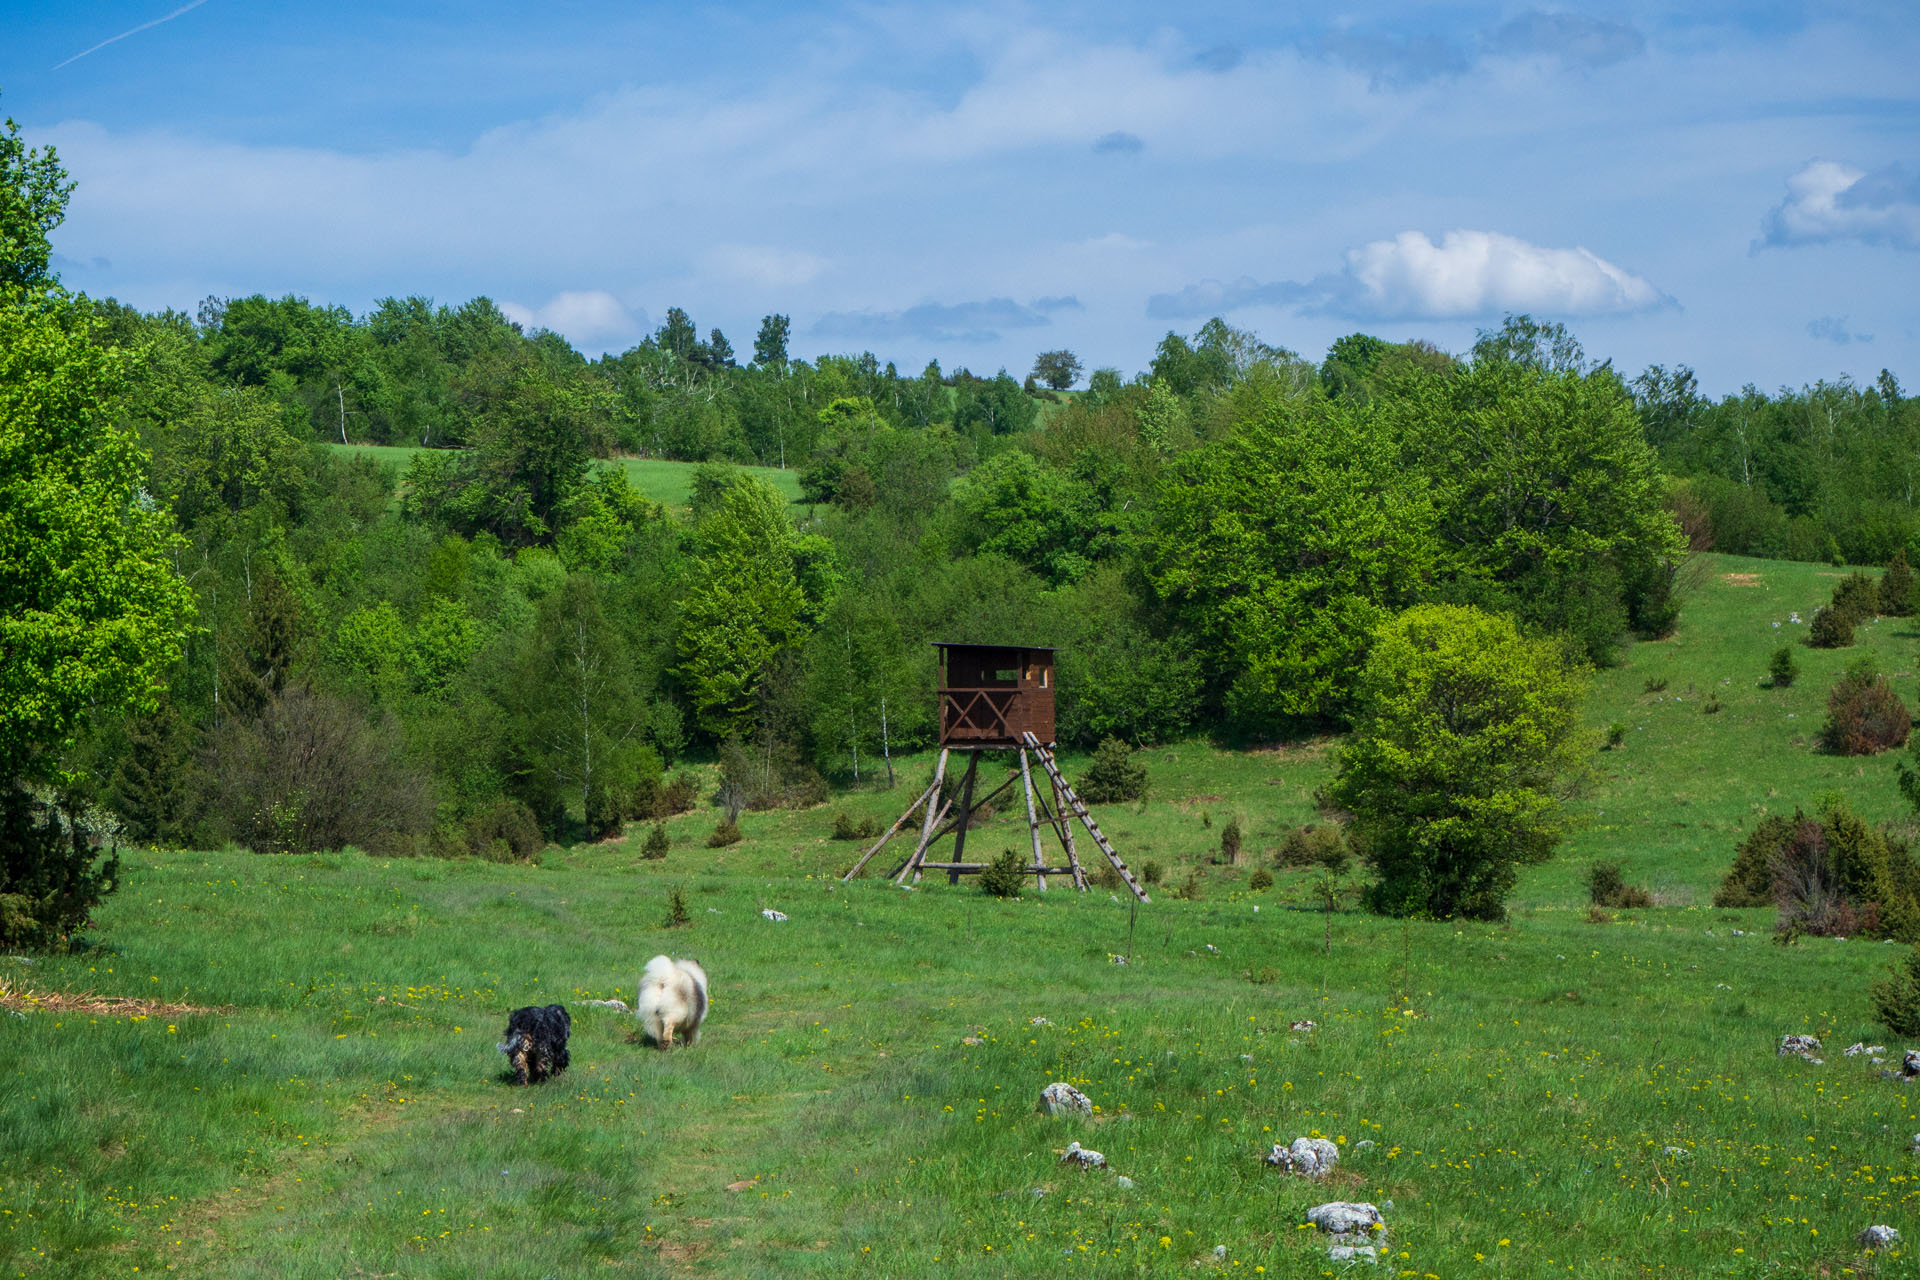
[2,1,1915,394]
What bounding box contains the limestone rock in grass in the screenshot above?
[1030,1016,1053,1026]
[1115,1175,1135,1189]
[1212,1245,1227,1260]
[1266,1137,1340,1178]
[582,998,630,1012]
[1040,1082,1093,1116]
[1327,1245,1379,1264]
[760,908,788,922]
[1845,1042,1887,1057]
[1307,1202,1384,1238]
[1059,1142,1106,1169]
[1663,1146,1689,1159]
[1909,1133,1920,1155]
[1859,1225,1901,1251]
[1291,1020,1318,1033]
[1353,1139,1376,1154]
[1778,1034,1823,1063]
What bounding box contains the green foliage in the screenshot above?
[1807,605,1853,648]
[641,822,669,860]
[1718,801,1919,939]
[1143,389,1431,728]
[1278,824,1350,874]
[1077,737,1148,804]
[1819,658,1910,756]
[1219,816,1243,864]
[1331,604,1590,921]
[464,798,543,863]
[1247,866,1274,892]
[831,811,880,841]
[978,847,1027,898]
[1141,859,1164,885]
[662,884,691,927]
[1829,570,1881,624]
[661,773,699,816]
[1882,550,1914,616]
[1768,645,1798,688]
[0,785,120,951]
[1870,944,1920,1038]
[1604,722,1628,749]
[706,817,743,848]
[1586,861,1653,909]
[1030,349,1083,392]
[677,476,809,740]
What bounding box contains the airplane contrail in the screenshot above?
[51,0,214,71]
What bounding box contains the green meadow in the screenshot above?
[6,555,1920,1277]
[322,444,807,512]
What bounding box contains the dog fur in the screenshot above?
[499,1003,571,1084]
[635,955,708,1050]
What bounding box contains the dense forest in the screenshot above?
[6,110,1914,878]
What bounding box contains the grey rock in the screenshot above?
[759,908,788,922]
[1909,1133,1920,1155]
[1115,1175,1135,1189]
[1213,1245,1228,1260]
[1307,1202,1384,1238]
[1859,1224,1901,1251]
[1778,1034,1823,1063]
[1039,1082,1093,1116]
[1060,1142,1106,1169]
[1327,1245,1378,1264]
[1845,1042,1887,1057]
[1353,1139,1376,1153]
[1290,1019,1318,1033]
[581,998,630,1012]
[1267,1136,1341,1178]
[1663,1145,1689,1158]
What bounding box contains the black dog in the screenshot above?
[499,1004,571,1085]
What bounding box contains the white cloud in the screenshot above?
[706,245,829,289]
[1760,160,1920,251]
[1342,230,1666,318]
[1149,230,1667,321]
[498,290,640,349]
[1082,232,1150,251]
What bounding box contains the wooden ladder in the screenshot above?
[1022,733,1151,903]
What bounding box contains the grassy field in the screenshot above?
[321,444,806,511]
[6,554,1920,1277]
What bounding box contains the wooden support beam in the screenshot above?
[841,777,939,882]
[903,748,949,885]
[948,752,980,886]
[1019,747,1047,891]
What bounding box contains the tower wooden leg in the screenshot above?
[902,748,949,885]
[1052,773,1086,889]
[1019,748,1047,891]
[949,753,980,885]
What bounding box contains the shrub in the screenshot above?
[641,822,669,860]
[706,817,742,848]
[465,799,543,863]
[1604,722,1628,749]
[1702,692,1721,715]
[1077,737,1148,804]
[1332,604,1589,922]
[1219,817,1243,865]
[663,885,691,928]
[0,786,121,953]
[831,811,880,841]
[1643,676,1669,694]
[1248,867,1274,892]
[1174,869,1205,901]
[1141,859,1164,886]
[1278,824,1350,874]
[1831,570,1881,624]
[979,848,1027,898]
[1820,659,1911,756]
[1870,943,1920,1037]
[1883,550,1915,617]
[660,773,699,816]
[1769,646,1798,688]
[1808,605,1853,648]
[1719,801,1920,939]
[1587,861,1653,909]
[584,780,625,841]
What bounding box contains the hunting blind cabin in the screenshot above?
[840,643,1150,901]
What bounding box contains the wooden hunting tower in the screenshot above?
[841,642,1149,901]
[937,642,1056,748]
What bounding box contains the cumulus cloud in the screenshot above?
[1484,12,1646,69]
[1808,315,1873,344]
[811,296,1076,343]
[498,290,641,349]
[1321,31,1469,87]
[1093,130,1144,154]
[1082,231,1150,251]
[1759,160,1920,251]
[1148,230,1667,321]
[1193,44,1244,73]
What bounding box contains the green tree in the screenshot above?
[1031,349,1083,391]
[753,313,790,370]
[2,114,194,947]
[1330,604,1591,921]
[677,476,810,739]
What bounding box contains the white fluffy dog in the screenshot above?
[635,955,708,1050]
